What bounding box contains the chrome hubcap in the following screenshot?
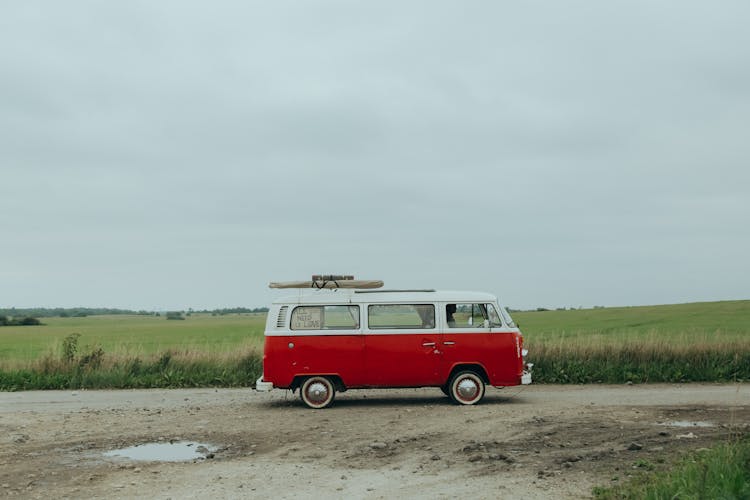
[457,378,478,400]
[307,382,329,403]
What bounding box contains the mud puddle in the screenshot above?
[103,441,217,462]
[659,421,715,428]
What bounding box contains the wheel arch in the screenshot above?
[446,363,489,385]
[291,374,346,393]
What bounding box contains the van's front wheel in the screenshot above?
[448,371,485,405]
[300,376,336,409]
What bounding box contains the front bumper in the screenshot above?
[255,377,274,392]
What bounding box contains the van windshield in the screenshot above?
[500,307,516,328]
[487,304,503,327]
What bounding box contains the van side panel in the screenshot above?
[441,330,522,386]
[263,334,366,389]
[364,333,442,387]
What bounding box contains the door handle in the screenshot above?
[422,341,436,347]
[443,341,456,345]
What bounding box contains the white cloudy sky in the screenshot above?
[1,1,749,310]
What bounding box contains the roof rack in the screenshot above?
[354,289,435,293]
[269,275,384,290]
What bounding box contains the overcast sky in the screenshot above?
[1,1,749,311]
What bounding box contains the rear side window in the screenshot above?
[368,304,435,329]
[290,305,360,330]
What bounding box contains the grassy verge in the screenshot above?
[593,436,750,499]
[3,339,748,390]
[529,340,750,383]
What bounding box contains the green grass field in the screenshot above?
[0,313,266,365]
[2,300,748,364]
[516,300,750,346]
[0,300,748,389]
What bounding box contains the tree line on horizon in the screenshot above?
[0,306,270,320]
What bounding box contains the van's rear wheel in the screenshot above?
[300,376,336,409]
[448,371,485,405]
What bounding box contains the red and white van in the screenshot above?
[256,277,532,409]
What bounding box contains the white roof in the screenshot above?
[271,289,499,305]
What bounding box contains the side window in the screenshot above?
[446,303,496,328]
[290,305,360,330]
[368,304,435,329]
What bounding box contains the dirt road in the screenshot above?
[1,384,748,499]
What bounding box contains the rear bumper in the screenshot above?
[255,377,274,392]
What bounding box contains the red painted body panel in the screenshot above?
[263,329,524,389]
[364,333,442,387]
[263,334,365,389]
[441,330,523,386]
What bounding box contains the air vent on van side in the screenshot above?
[276,306,288,328]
